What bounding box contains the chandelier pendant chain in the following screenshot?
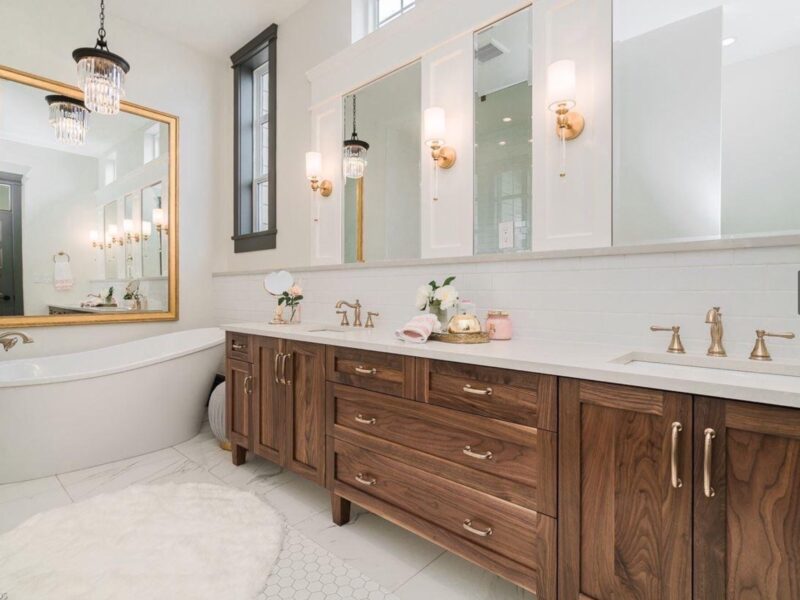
[96,0,109,50]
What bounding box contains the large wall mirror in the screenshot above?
[0,66,177,326]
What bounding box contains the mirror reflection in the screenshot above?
[0,77,170,317]
[613,0,800,245]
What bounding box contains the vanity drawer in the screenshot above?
[226,332,253,362]
[326,346,415,399]
[328,383,556,515]
[332,437,556,576]
[416,359,557,431]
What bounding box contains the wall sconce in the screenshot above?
[107,224,123,246]
[89,229,101,249]
[423,107,456,169]
[142,221,152,241]
[547,59,585,177]
[123,218,140,243]
[152,208,169,235]
[305,151,332,197]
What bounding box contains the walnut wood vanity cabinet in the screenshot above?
[225,332,326,486]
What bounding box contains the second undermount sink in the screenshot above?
[303,326,352,333]
[612,351,800,377]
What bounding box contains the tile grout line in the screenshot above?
[390,549,447,594]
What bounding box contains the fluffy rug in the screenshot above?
[0,483,284,599]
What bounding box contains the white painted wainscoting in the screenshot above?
[214,244,800,362]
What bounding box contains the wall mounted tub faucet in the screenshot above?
[0,331,34,352]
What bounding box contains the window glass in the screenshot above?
[0,184,10,211]
[253,61,271,232]
[377,0,414,28]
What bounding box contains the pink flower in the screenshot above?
[289,284,303,296]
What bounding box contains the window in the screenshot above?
[376,0,415,28]
[104,152,117,185]
[143,124,160,164]
[230,24,278,252]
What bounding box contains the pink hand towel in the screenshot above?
[394,314,441,343]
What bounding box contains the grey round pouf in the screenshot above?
[208,382,230,450]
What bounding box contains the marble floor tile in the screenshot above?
[0,476,73,534]
[395,551,533,600]
[57,447,220,501]
[261,476,331,526]
[296,508,444,592]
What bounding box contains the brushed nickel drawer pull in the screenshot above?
[355,472,376,486]
[354,366,377,375]
[231,342,246,351]
[671,421,683,489]
[704,428,716,498]
[354,414,376,425]
[273,352,282,385]
[462,519,493,537]
[462,445,493,460]
[463,384,492,396]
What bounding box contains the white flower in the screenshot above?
[415,284,433,310]
[433,285,459,310]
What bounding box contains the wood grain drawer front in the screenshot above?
[226,332,253,362]
[333,438,555,574]
[330,384,556,515]
[416,359,557,431]
[326,346,414,399]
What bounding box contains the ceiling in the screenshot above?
[96,0,312,57]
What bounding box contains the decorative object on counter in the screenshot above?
[52,252,73,291]
[395,313,441,343]
[650,325,685,354]
[264,270,298,324]
[448,311,482,334]
[415,276,459,331]
[485,310,513,340]
[431,309,490,344]
[278,285,303,324]
[749,329,796,361]
[122,280,146,310]
[208,380,230,451]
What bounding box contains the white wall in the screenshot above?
[0,0,226,358]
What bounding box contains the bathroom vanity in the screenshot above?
[224,325,800,600]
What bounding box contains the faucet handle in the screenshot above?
[650,325,685,354]
[365,312,379,329]
[750,330,796,361]
[336,310,350,327]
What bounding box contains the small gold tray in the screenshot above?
[430,331,490,344]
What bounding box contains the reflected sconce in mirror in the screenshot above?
[305,151,333,197]
[123,218,140,243]
[152,208,169,235]
[547,59,584,177]
[423,107,456,169]
[89,229,101,249]
[107,224,123,247]
[142,221,152,241]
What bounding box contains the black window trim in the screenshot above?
[231,24,278,253]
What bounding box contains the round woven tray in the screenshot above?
[429,331,490,344]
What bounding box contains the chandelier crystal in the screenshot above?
[343,95,369,179]
[73,0,130,115]
[46,95,89,146]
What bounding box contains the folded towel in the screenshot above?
[54,260,73,291]
[395,314,441,344]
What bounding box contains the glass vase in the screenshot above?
[288,304,302,324]
[428,304,450,332]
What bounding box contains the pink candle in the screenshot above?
[485,310,512,340]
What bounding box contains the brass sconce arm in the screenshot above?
[554,103,585,141]
[310,176,333,197]
[429,143,456,169]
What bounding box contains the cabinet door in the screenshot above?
[226,358,253,456]
[252,337,286,465]
[559,379,692,600]
[694,398,800,599]
[285,340,326,486]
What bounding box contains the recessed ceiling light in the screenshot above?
[498,141,507,146]
[502,117,512,123]
[722,37,737,47]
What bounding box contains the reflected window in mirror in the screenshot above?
[231,24,278,252]
[473,7,533,255]
[613,0,800,246]
[377,0,415,28]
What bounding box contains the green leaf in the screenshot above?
[443,276,455,286]
[294,295,304,302]
[278,297,285,305]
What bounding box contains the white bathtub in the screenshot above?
[0,328,225,484]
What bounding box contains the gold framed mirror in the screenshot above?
[0,65,178,327]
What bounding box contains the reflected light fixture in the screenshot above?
[343,95,369,179]
[142,221,152,241]
[123,218,140,243]
[89,230,101,249]
[547,59,584,177]
[152,208,169,235]
[305,151,333,197]
[73,0,130,115]
[108,224,123,246]
[46,95,89,146]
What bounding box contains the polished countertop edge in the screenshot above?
[222,322,800,409]
[211,234,800,278]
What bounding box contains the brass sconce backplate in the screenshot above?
[432,146,457,169]
[556,110,585,141]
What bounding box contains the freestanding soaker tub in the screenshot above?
[0,328,225,484]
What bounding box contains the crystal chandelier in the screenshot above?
[343,95,369,179]
[73,0,130,115]
[46,95,89,146]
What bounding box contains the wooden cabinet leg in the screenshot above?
[232,444,247,466]
[331,493,351,526]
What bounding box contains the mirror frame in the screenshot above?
[0,65,179,327]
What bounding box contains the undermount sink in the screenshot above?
[611,351,800,377]
[304,327,350,333]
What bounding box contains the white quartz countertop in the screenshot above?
[223,322,800,409]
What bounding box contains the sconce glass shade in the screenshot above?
[142,221,152,237]
[547,59,577,111]
[152,208,165,227]
[305,151,322,180]
[424,107,447,148]
[46,95,88,146]
[73,49,130,115]
[123,218,133,233]
[89,230,99,243]
[343,139,369,180]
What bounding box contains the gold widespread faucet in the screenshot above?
[0,331,34,352]
[335,299,362,327]
[704,307,726,357]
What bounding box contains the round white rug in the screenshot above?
[0,483,284,599]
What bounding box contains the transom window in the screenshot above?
[376,0,415,28]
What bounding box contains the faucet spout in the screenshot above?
[704,307,726,357]
[0,331,34,352]
[334,299,362,327]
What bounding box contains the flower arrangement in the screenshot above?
[277,284,303,323]
[416,276,459,329]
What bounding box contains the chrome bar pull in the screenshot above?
[462,445,493,460]
[462,519,493,537]
[463,384,493,396]
[354,414,376,425]
[704,428,716,498]
[670,422,683,489]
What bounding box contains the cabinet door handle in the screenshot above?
[354,366,377,376]
[355,414,376,425]
[282,353,292,386]
[670,421,683,489]
[243,375,253,395]
[463,384,492,396]
[462,519,493,537]
[355,472,376,486]
[273,353,282,385]
[463,445,493,460]
[231,342,246,351]
[703,428,716,498]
